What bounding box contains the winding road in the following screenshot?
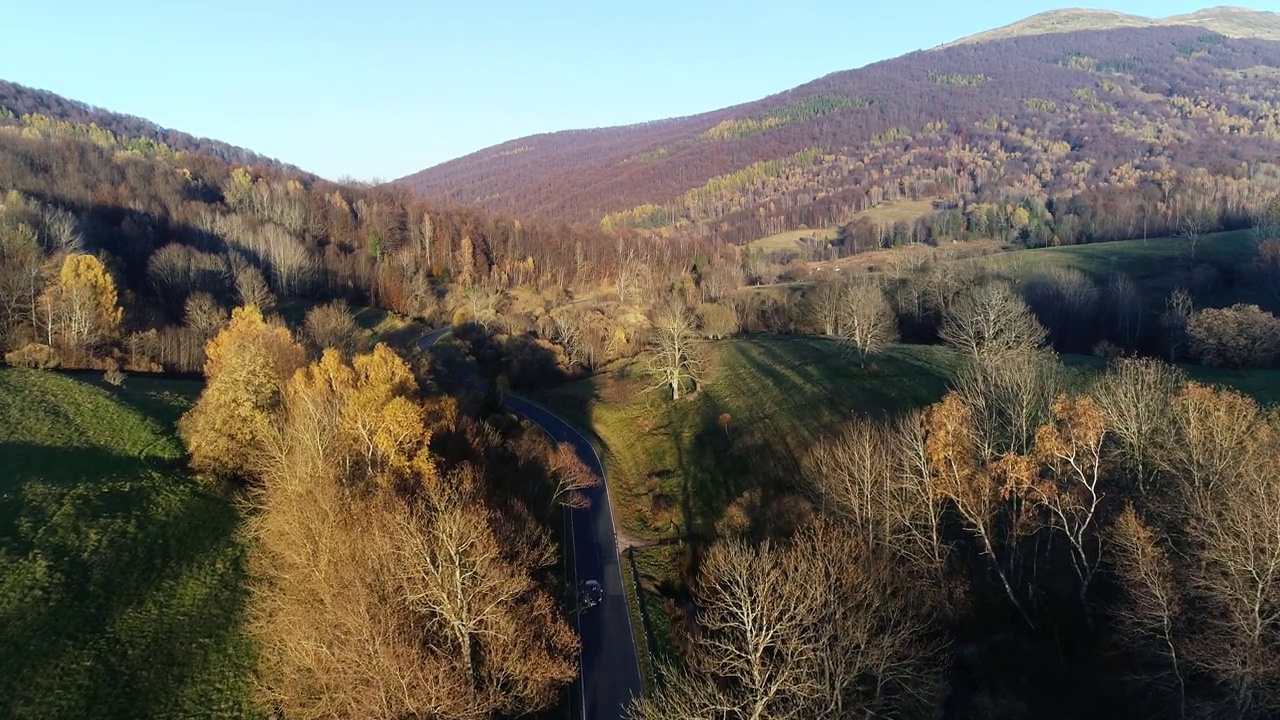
[417,327,644,720]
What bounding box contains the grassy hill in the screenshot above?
[966,229,1270,310]
[0,369,255,719]
[946,6,1280,47]
[541,336,957,542]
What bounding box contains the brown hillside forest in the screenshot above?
[3,6,1280,720]
[400,19,1280,251]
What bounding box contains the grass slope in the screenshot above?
[0,369,255,719]
[750,198,940,252]
[544,335,957,541]
[969,230,1268,309]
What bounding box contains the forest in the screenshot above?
[401,25,1280,250]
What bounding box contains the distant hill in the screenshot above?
[396,8,1280,247]
[945,6,1280,47]
[0,79,303,174]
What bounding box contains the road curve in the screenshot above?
[417,327,644,720]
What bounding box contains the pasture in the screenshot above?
[0,368,255,719]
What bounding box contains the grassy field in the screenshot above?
[541,335,957,542]
[968,229,1267,308]
[0,369,256,719]
[749,198,940,251]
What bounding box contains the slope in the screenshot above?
[397,12,1280,247]
[946,6,1280,47]
[0,369,255,718]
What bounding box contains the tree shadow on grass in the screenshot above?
[0,443,254,719]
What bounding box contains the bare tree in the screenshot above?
[1186,458,1280,719]
[953,348,1062,457]
[546,442,598,512]
[1022,267,1099,352]
[183,292,228,340]
[1106,274,1143,349]
[940,282,1047,363]
[1176,209,1213,263]
[1162,288,1193,363]
[803,418,897,546]
[1111,505,1186,719]
[806,281,843,337]
[1091,358,1183,494]
[838,281,899,367]
[233,264,276,313]
[631,528,941,720]
[643,302,705,401]
[303,299,366,358]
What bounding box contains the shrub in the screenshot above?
[696,302,739,339]
[1187,304,1280,368]
[5,342,60,368]
[103,358,127,386]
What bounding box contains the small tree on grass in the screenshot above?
[644,301,705,401]
[1176,209,1213,264]
[837,281,898,367]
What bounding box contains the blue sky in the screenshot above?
[3,0,1223,180]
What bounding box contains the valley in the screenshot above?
[4,4,1280,720]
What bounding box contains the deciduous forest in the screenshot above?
[3,7,1280,720]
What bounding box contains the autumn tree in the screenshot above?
[249,347,578,719]
[1186,304,1280,369]
[302,299,365,358]
[632,528,941,720]
[178,305,305,480]
[924,392,1032,625]
[1015,395,1110,609]
[838,280,899,367]
[644,301,705,400]
[696,301,738,340]
[546,442,599,512]
[39,253,122,354]
[1111,505,1186,718]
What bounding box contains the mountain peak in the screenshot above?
[942,5,1280,47]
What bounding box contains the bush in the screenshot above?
[1187,304,1280,368]
[696,302,739,339]
[5,342,60,368]
[103,357,127,386]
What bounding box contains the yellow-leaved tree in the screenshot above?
[40,253,122,353]
[179,305,305,480]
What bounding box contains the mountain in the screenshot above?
[945,6,1280,47]
[396,8,1280,247]
[0,79,303,174]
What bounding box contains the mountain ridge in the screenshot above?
[396,17,1280,247]
[944,5,1280,47]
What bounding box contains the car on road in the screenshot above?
[580,579,603,609]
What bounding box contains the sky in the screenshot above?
[2,0,1225,180]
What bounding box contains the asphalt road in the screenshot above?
[417,327,644,720]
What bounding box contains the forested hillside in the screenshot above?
[398,12,1280,249]
[0,94,715,373]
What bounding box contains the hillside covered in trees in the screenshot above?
[398,9,1280,248]
[0,88,719,374]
